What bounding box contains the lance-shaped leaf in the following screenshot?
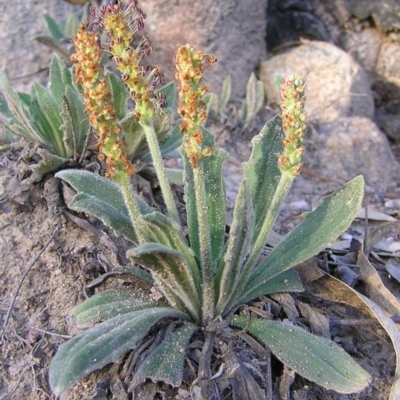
[30,82,65,156]
[49,54,73,102]
[139,211,200,287]
[0,72,44,144]
[131,324,196,388]
[215,177,255,314]
[157,121,183,160]
[242,72,264,124]
[31,149,66,182]
[56,169,152,215]
[43,14,65,41]
[65,13,80,38]
[55,170,152,243]
[182,127,228,262]
[69,192,138,242]
[218,117,288,313]
[127,243,201,322]
[219,75,231,115]
[107,71,129,121]
[231,269,303,312]
[230,316,371,393]
[242,176,364,303]
[72,288,166,327]
[154,81,176,113]
[60,86,89,159]
[49,307,189,396]
[245,116,284,245]
[120,112,147,159]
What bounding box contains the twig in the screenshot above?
[29,326,72,339]
[0,224,60,342]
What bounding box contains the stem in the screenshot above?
[141,119,181,225]
[193,164,215,325]
[224,173,293,315]
[115,172,147,244]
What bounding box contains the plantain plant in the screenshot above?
[49,1,371,397]
[0,45,180,182]
[0,54,89,178]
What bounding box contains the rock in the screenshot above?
[266,0,331,52]
[0,0,79,93]
[375,42,400,86]
[259,41,374,123]
[373,77,400,141]
[346,0,400,33]
[318,0,400,33]
[139,0,267,98]
[305,117,399,191]
[341,28,382,72]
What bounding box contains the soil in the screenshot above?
[0,100,398,400]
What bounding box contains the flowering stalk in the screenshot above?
[248,75,306,268]
[175,45,217,325]
[222,75,307,314]
[71,20,146,243]
[91,2,180,225]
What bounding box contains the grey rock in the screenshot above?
[139,0,267,98]
[259,41,374,123]
[318,0,400,33]
[306,117,399,191]
[341,28,382,72]
[375,42,400,86]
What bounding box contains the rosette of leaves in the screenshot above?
[50,119,370,398]
[0,54,89,178]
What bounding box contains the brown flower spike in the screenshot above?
[91,2,167,123]
[175,45,217,168]
[278,75,306,177]
[71,21,135,179]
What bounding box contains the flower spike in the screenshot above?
[71,21,135,179]
[278,75,306,177]
[175,45,217,168]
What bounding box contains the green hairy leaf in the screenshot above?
[131,324,196,388]
[43,14,65,41]
[230,316,371,393]
[65,13,80,38]
[61,86,89,156]
[49,54,73,102]
[0,72,44,145]
[107,71,129,121]
[219,75,231,114]
[242,176,364,303]
[55,170,152,242]
[242,72,264,124]
[235,269,303,309]
[155,81,176,112]
[49,307,189,396]
[215,178,255,314]
[72,288,166,327]
[182,127,228,262]
[245,116,284,243]
[30,82,65,156]
[127,243,200,321]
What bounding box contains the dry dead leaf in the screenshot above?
[356,244,400,317]
[296,259,400,400]
[386,261,400,284]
